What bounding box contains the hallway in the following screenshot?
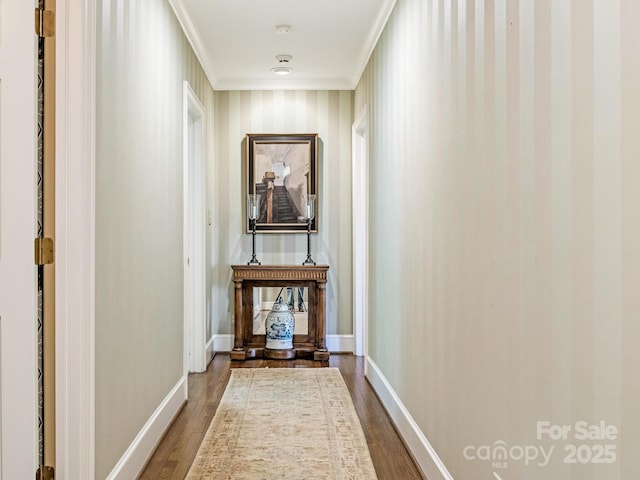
[2,0,634,477]
[139,355,422,480]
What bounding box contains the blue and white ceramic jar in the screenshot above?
[265,298,295,350]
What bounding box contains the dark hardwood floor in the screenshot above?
[138,354,423,479]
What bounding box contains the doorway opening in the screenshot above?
[352,105,369,357]
[183,81,208,374]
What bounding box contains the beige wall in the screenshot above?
[213,91,354,336]
[95,0,215,477]
[356,0,640,478]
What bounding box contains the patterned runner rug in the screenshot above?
[186,368,378,479]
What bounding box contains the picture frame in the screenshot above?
[246,133,318,233]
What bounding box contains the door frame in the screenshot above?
[183,81,207,374]
[55,0,97,478]
[352,105,370,357]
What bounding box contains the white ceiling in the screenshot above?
[169,0,397,91]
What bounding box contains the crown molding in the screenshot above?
[214,77,354,91]
[350,0,397,89]
[167,0,218,91]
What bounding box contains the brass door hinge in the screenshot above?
[35,8,55,37]
[36,466,55,480]
[35,237,55,265]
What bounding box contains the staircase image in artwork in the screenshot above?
[253,184,302,224]
[272,186,300,223]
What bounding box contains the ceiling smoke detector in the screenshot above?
[271,55,293,75]
[275,55,293,64]
[275,25,291,34]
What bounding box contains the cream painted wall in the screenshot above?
[95,0,215,477]
[356,0,640,478]
[213,91,353,336]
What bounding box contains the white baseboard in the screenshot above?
[105,376,187,480]
[365,357,454,480]
[326,334,354,353]
[213,334,233,353]
[211,334,354,354]
[205,335,214,364]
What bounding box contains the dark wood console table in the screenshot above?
[230,265,330,361]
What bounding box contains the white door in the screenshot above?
[183,82,208,373]
[352,105,369,357]
[0,1,40,478]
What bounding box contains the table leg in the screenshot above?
[231,280,246,360]
[314,282,329,361]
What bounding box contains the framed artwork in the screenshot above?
[246,133,318,233]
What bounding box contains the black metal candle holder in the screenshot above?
[302,194,316,265]
[247,194,261,265]
[248,217,260,265]
[302,217,315,265]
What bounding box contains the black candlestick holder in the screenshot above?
[247,193,261,265]
[302,194,316,265]
[248,218,260,265]
[302,218,315,265]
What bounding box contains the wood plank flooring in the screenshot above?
[138,354,423,479]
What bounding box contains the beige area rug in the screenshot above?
[186,368,378,480]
